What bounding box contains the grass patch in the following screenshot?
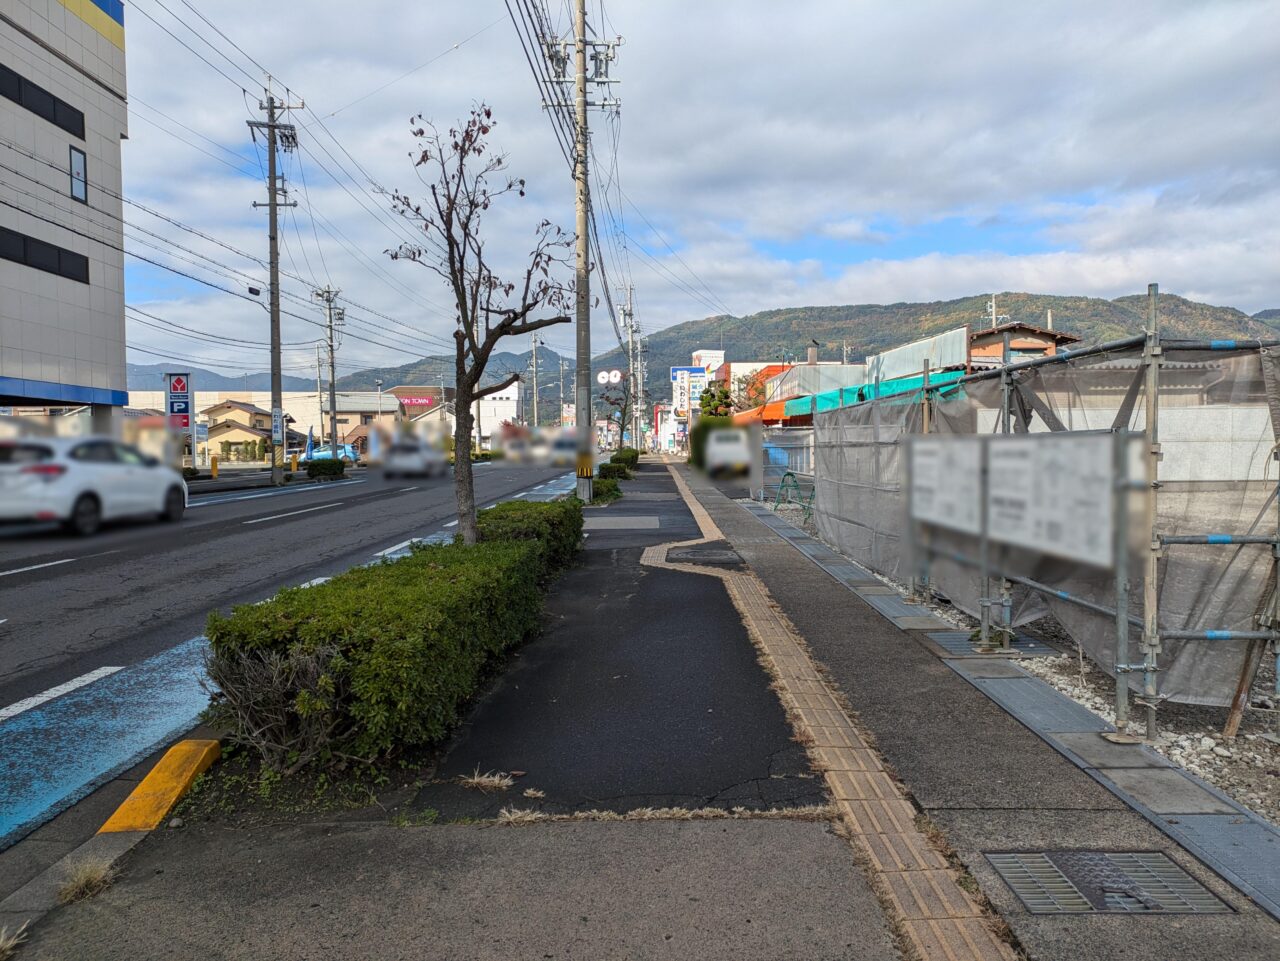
[589,477,622,504]
[522,787,546,799]
[0,922,28,961]
[493,803,836,826]
[390,807,440,827]
[457,767,515,793]
[57,857,118,905]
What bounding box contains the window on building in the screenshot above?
[0,63,85,139]
[69,147,87,203]
[0,226,90,284]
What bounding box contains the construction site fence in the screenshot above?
[809,334,1280,710]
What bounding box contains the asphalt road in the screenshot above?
[0,464,567,712]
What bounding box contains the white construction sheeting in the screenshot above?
[866,326,969,383]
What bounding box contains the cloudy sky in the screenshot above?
[119,0,1280,376]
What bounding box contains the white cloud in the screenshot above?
[116,0,1280,378]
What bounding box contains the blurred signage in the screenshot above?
[909,433,1119,568]
[561,404,576,428]
[596,369,623,386]
[908,437,982,535]
[987,433,1114,567]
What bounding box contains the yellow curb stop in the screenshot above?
[98,739,221,834]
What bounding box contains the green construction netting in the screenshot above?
[782,368,966,417]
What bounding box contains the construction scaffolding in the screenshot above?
[808,286,1280,734]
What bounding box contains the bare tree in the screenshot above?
[388,106,572,543]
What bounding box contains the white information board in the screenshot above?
[909,437,982,535]
[987,433,1114,567]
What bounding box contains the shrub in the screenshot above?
[306,458,345,479]
[590,477,622,503]
[206,540,543,770]
[688,415,732,469]
[611,447,640,469]
[597,462,631,481]
[477,499,583,578]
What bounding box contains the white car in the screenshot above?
[383,440,448,479]
[0,436,188,536]
[705,428,752,478]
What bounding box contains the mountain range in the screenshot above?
[129,291,1280,402]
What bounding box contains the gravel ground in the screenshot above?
[748,498,1280,827]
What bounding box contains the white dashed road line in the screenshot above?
[242,503,343,526]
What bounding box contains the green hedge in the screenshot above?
[206,540,543,767]
[610,447,640,469]
[590,477,621,503]
[688,415,732,469]
[476,499,583,578]
[597,462,631,481]
[306,459,346,479]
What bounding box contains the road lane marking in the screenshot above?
[514,492,527,498]
[376,538,418,557]
[242,502,343,525]
[444,520,458,527]
[0,558,77,578]
[189,479,365,508]
[298,577,331,589]
[0,666,123,721]
[399,486,419,492]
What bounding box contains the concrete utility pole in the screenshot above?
[315,345,323,440]
[531,334,540,428]
[572,0,592,499]
[249,91,300,485]
[313,287,342,455]
[559,356,565,426]
[621,284,641,446]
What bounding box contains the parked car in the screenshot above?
[303,444,360,465]
[383,440,448,478]
[0,437,188,536]
[705,428,751,478]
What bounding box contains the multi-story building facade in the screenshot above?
[1,0,128,422]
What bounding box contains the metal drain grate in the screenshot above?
[987,852,1231,914]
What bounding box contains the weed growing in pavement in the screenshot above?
[0,921,28,961]
[390,807,440,827]
[493,804,836,826]
[57,857,118,905]
[522,787,546,799]
[457,767,515,792]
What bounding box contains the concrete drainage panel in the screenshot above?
[986,851,1232,915]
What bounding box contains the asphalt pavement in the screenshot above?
[0,463,569,849]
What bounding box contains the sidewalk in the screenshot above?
[15,458,1278,960]
[16,460,899,961]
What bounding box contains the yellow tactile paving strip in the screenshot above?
[647,461,1017,961]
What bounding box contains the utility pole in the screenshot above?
[531,334,540,428]
[249,90,301,485]
[621,284,640,447]
[313,287,342,455]
[546,2,620,494]
[572,0,592,498]
[559,356,565,426]
[315,345,323,441]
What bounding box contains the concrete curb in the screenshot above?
[0,739,220,942]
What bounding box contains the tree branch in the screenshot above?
[475,372,521,399]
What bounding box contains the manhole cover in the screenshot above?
[667,546,743,566]
[986,851,1231,914]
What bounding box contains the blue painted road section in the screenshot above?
[0,636,208,848]
[0,472,576,850]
